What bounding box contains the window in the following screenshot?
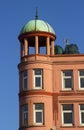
[22,70,27,90]
[79,104,84,125]
[34,103,44,125]
[79,70,84,89]
[33,69,43,89]
[62,104,73,126]
[62,70,73,90]
[22,105,28,127]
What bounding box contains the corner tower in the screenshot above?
[18,13,56,130]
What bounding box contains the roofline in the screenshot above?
[18,31,56,41]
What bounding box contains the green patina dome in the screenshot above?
[54,45,64,54]
[20,19,55,35]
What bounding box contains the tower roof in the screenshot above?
[20,19,55,35]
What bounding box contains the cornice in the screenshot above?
[19,90,84,98]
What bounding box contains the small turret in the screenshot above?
[64,44,79,54]
[54,45,63,54]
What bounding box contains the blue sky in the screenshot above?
[0,0,84,130]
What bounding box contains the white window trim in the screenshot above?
[79,70,84,90]
[33,69,42,89]
[79,105,84,126]
[22,105,28,126]
[33,104,44,125]
[62,105,73,126]
[62,71,73,90]
[22,71,27,90]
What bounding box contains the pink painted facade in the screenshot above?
[18,19,84,130]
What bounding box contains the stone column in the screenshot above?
[35,36,38,54]
[21,42,24,57]
[51,40,54,55]
[46,37,50,55]
[24,39,28,56]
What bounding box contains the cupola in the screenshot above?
[18,9,56,59]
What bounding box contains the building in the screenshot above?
[18,12,84,130]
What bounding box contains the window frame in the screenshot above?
[22,70,28,91]
[62,70,73,90]
[22,104,28,127]
[33,69,43,89]
[33,103,44,125]
[62,104,73,126]
[79,70,84,90]
[79,104,84,126]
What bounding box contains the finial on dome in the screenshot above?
[35,7,38,20]
[64,38,69,45]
